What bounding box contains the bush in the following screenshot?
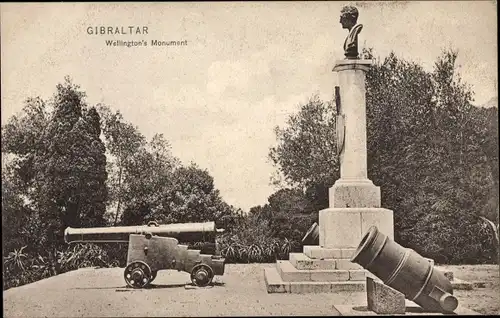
[218,233,301,263]
[269,212,318,242]
[3,243,126,290]
[216,213,302,263]
[400,212,498,265]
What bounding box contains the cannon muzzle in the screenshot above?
[64,221,220,244]
[351,226,458,313]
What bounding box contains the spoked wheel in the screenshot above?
[124,261,152,288]
[190,264,214,287]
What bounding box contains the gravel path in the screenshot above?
[4,264,498,317]
[3,264,365,317]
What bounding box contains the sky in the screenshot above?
[1,1,498,211]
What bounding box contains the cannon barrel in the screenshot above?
[351,226,458,313]
[65,221,222,244]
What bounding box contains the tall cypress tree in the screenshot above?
[33,77,107,246]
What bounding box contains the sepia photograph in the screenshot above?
[1,1,498,316]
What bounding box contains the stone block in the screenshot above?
[319,208,362,248]
[276,261,310,282]
[360,208,394,240]
[267,279,366,294]
[366,277,406,314]
[319,208,394,249]
[303,246,344,259]
[341,248,356,259]
[310,270,349,282]
[264,268,289,293]
[330,281,366,292]
[349,270,366,281]
[336,259,363,270]
[289,253,336,270]
[289,281,333,294]
[329,180,381,208]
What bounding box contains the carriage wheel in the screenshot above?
[124,261,152,288]
[190,264,214,287]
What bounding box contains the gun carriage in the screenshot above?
[64,221,226,288]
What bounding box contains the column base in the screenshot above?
[329,179,381,208]
[319,207,394,249]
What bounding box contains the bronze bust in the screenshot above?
[340,6,363,59]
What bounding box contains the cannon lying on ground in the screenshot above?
[351,226,458,313]
[64,221,226,288]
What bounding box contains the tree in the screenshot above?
[1,167,34,252]
[1,97,49,201]
[98,105,147,225]
[269,95,338,209]
[160,164,235,224]
[121,162,237,228]
[30,77,108,246]
[266,188,317,241]
[119,134,180,225]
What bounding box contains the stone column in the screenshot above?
[330,59,381,209]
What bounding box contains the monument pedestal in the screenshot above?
[264,59,394,294]
[319,207,394,248]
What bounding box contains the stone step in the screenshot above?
[276,260,366,282]
[303,245,356,260]
[289,253,336,270]
[290,252,363,271]
[264,267,366,294]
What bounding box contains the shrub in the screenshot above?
[217,212,302,263]
[3,243,126,290]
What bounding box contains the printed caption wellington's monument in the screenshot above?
[86,25,188,48]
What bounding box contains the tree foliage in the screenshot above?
[3,77,108,248]
[97,105,147,225]
[269,96,338,209]
[248,188,318,242]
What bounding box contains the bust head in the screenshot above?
[339,6,359,30]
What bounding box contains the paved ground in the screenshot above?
[3,264,499,317]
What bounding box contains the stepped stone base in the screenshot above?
[264,254,478,293]
[264,267,366,294]
[265,257,367,293]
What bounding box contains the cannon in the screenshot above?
[65,221,226,288]
[351,226,458,313]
